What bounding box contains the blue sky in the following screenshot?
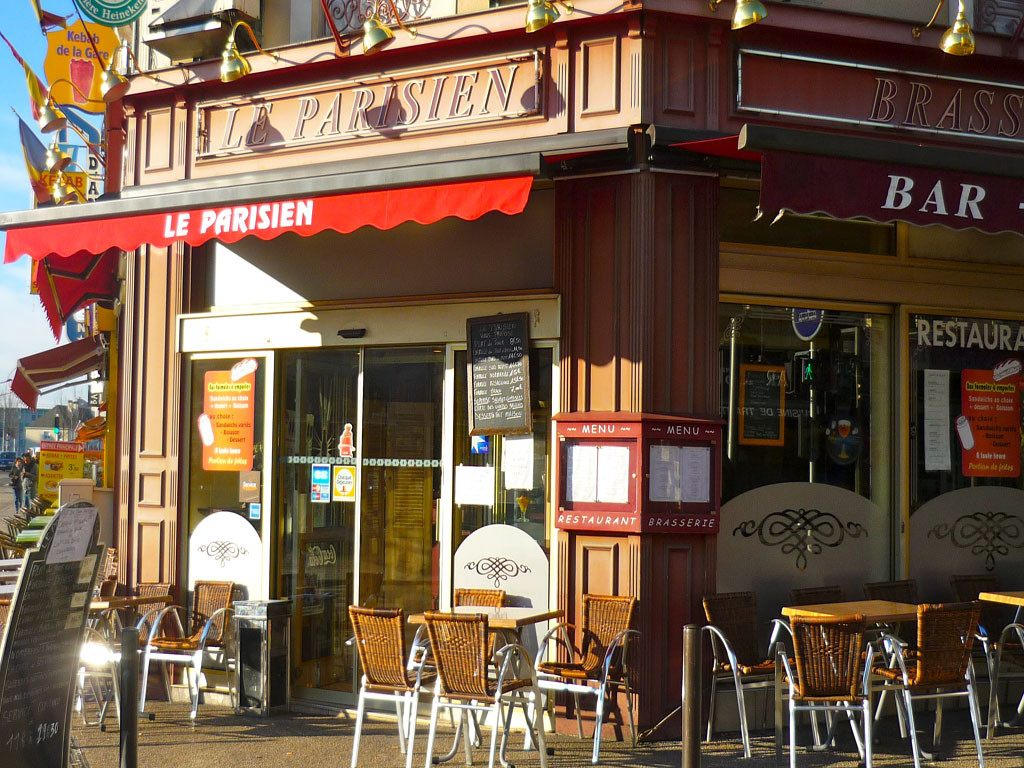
[0,1,93,408]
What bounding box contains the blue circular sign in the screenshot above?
[792,308,825,341]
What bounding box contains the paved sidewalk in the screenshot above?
[69,699,1024,768]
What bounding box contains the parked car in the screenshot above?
[0,451,15,470]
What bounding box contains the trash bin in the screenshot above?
[233,599,292,716]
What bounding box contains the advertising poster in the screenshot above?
[44,25,120,113]
[199,359,256,471]
[38,440,86,502]
[332,465,356,501]
[959,369,1020,477]
[311,463,331,503]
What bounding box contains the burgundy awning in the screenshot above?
[34,248,119,341]
[4,176,533,264]
[673,135,762,163]
[758,151,1024,236]
[12,336,107,409]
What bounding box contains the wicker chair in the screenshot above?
[139,580,235,719]
[782,614,873,768]
[874,602,985,768]
[454,588,506,607]
[0,597,10,634]
[864,579,918,604]
[349,606,435,768]
[789,586,844,606]
[423,611,547,768]
[536,594,638,765]
[702,591,787,759]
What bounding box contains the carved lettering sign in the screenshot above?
[738,49,1024,147]
[197,52,542,160]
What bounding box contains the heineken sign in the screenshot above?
[76,0,148,26]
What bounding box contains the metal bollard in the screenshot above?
[681,623,702,768]
[120,628,139,768]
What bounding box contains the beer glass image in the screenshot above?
[197,412,215,447]
[70,58,93,104]
[956,414,975,451]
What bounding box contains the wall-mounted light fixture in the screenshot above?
[913,0,975,56]
[709,0,767,30]
[363,0,417,55]
[220,21,281,83]
[45,137,72,174]
[337,328,367,339]
[50,171,83,205]
[525,0,573,33]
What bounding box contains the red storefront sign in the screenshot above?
[199,361,257,472]
[959,369,1020,478]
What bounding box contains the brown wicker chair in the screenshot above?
[701,591,784,758]
[349,606,435,768]
[873,602,985,768]
[864,579,918,604]
[423,611,546,768]
[536,594,637,765]
[139,580,235,719]
[783,614,873,767]
[454,588,507,607]
[789,585,844,606]
[0,597,10,633]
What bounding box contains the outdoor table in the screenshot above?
[979,591,1024,738]
[0,583,16,597]
[775,600,919,760]
[0,558,22,584]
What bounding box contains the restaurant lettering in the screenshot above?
[916,317,1024,351]
[198,53,541,160]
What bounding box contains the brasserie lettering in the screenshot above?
[869,76,1024,138]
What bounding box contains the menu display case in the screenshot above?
[554,412,723,534]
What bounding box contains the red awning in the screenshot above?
[34,248,119,340]
[758,151,1024,236]
[12,336,108,409]
[4,176,534,264]
[673,135,762,163]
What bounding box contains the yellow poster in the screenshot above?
[44,25,119,113]
[332,465,356,502]
[38,440,86,502]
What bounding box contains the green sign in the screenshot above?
[75,0,148,26]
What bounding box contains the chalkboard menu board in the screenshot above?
[739,364,786,446]
[467,313,532,436]
[0,505,100,768]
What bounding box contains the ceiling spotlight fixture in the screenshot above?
[50,172,82,205]
[709,0,767,30]
[45,137,72,174]
[525,0,574,33]
[362,0,417,54]
[220,21,281,83]
[913,0,975,56]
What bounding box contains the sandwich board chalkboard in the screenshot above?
[0,502,101,768]
[738,364,786,446]
[467,313,532,436]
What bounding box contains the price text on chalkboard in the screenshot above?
[738,364,786,446]
[467,313,532,436]
[0,507,100,768]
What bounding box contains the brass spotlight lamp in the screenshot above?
[50,172,83,205]
[913,0,975,56]
[220,21,281,83]
[709,0,767,30]
[45,137,71,174]
[363,0,417,55]
[525,0,573,33]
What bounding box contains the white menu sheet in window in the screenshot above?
[596,445,631,504]
[566,444,598,503]
[455,465,495,507]
[680,446,711,503]
[924,369,951,472]
[649,445,681,502]
[501,435,534,489]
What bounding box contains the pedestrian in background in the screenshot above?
[21,450,37,511]
[8,456,22,513]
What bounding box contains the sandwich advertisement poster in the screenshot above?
[198,359,257,472]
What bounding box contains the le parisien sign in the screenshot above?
[197,51,542,161]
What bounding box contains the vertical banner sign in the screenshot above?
[199,359,257,471]
[959,369,1020,477]
[37,440,85,503]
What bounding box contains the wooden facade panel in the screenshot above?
[139,249,169,457]
[137,471,165,507]
[661,34,695,114]
[144,107,174,172]
[584,182,620,411]
[580,37,620,117]
[136,520,165,583]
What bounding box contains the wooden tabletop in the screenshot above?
[88,594,172,612]
[782,599,918,623]
[979,591,1024,607]
[408,606,562,629]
